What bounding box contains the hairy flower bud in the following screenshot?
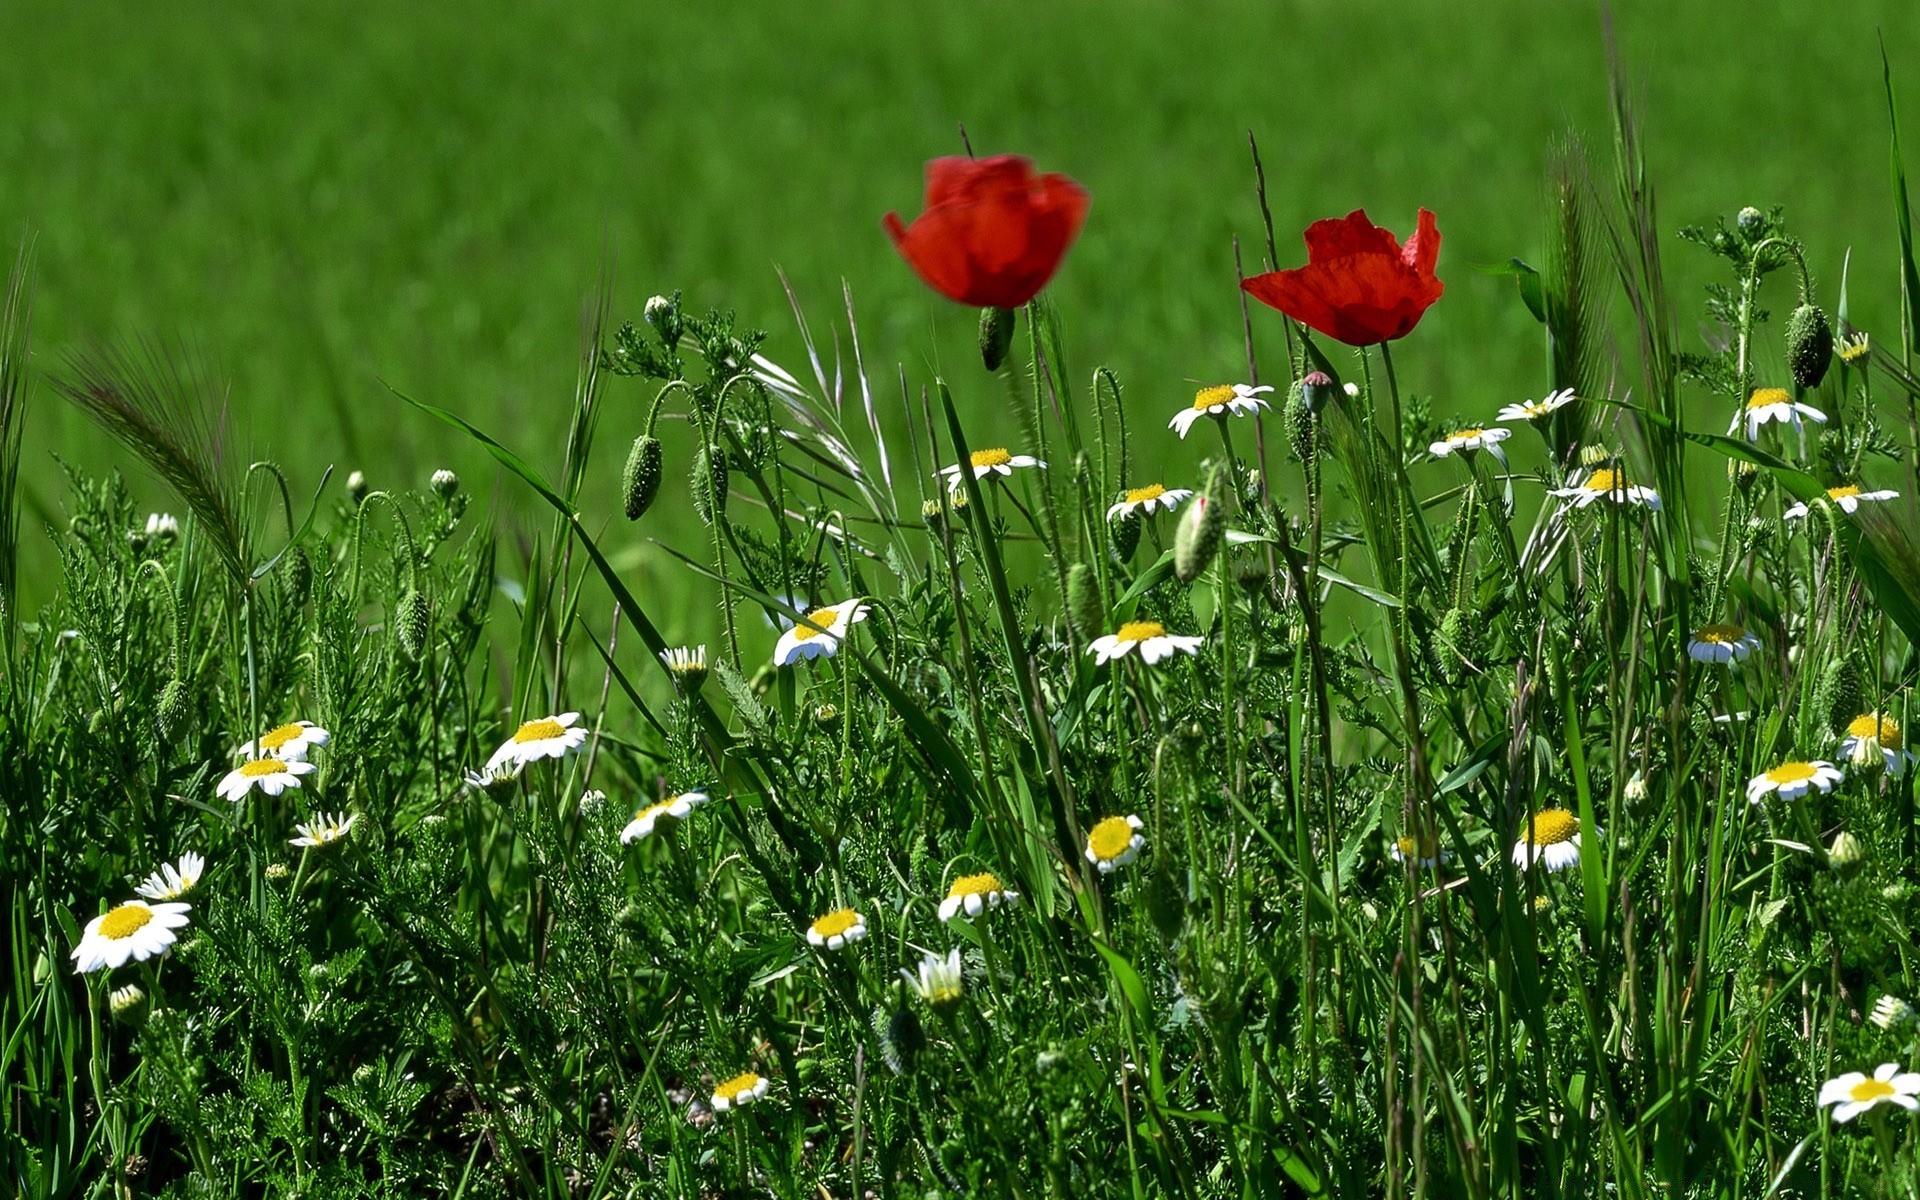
[1736,206,1765,237]
[396,589,431,660]
[1065,563,1104,640]
[690,446,729,525]
[429,468,459,499]
[1285,384,1317,463]
[1107,507,1141,564]
[1786,303,1834,390]
[281,545,312,610]
[155,676,190,738]
[1173,484,1225,584]
[622,435,664,520]
[979,306,1016,372]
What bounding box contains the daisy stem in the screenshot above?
[83,980,130,1200]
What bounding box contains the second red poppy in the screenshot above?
[1242,208,1444,347]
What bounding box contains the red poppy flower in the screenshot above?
[1241,209,1444,346]
[884,155,1090,309]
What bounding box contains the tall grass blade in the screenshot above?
[0,239,31,646]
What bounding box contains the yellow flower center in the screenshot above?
[1192,385,1237,411]
[1395,834,1439,857]
[1849,1078,1897,1102]
[99,904,155,940]
[949,872,1004,899]
[1123,483,1166,504]
[1765,762,1819,785]
[1839,336,1871,364]
[810,908,861,939]
[1449,428,1486,442]
[714,1072,763,1102]
[240,758,289,777]
[258,722,306,751]
[792,607,841,643]
[1747,387,1790,409]
[1827,485,1863,500]
[635,799,676,823]
[1524,809,1580,847]
[970,447,1013,469]
[1114,620,1166,643]
[1693,623,1747,644]
[513,718,565,743]
[1848,713,1902,745]
[1087,816,1138,861]
[1581,469,1621,492]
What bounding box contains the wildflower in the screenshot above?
[1241,208,1445,346]
[1085,814,1145,874]
[938,447,1046,489]
[901,947,965,1010]
[346,470,368,504]
[72,899,191,974]
[135,852,205,901]
[109,983,147,1017]
[1782,485,1900,519]
[1106,483,1193,522]
[806,907,868,951]
[578,789,607,815]
[1087,620,1203,666]
[1838,331,1871,364]
[1429,426,1511,463]
[145,512,180,540]
[1819,1064,1920,1124]
[430,468,460,498]
[235,720,330,761]
[463,760,523,792]
[1872,995,1916,1030]
[216,757,316,803]
[289,811,358,849]
[1745,760,1844,805]
[1687,624,1762,664]
[1389,833,1446,869]
[1840,712,1916,776]
[710,1071,771,1112]
[1511,808,1585,873]
[620,791,709,843]
[1549,468,1661,510]
[883,155,1090,309]
[659,645,708,691]
[772,599,869,667]
[938,872,1019,921]
[1623,772,1649,802]
[1496,387,1576,423]
[484,712,588,774]
[1734,387,1826,441]
[1168,384,1273,438]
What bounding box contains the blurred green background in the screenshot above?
[2,0,1916,634]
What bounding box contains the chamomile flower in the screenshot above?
[109,983,147,1018]
[1839,713,1916,776]
[620,791,709,842]
[1086,814,1145,874]
[806,907,868,950]
[145,512,180,540]
[484,712,588,774]
[1168,384,1272,438]
[1495,387,1576,423]
[1429,426,1511,463]
[938,872,1019,921]
[772,599,868,667]
[901,947,965,1010]
[1106,483,1193,522]
[1087,620,1204,666]
[938,448,1045,488]
[1837,331,1871,364]
[235,720,330,761]
[1819,1063,1920,1124]
[135,852,205,901]
[659,645,708,691]
[710,1071,770,1112]
[1549,468,1661,510]
[1735,387,1826,441]
[71,899,191,974]
[1871,995,1916,1031]
[1782,485,1900,519]
[1389,833,1446,869]
[1511,808,1586,873]
[289,811,358,848]
[1745,760,1844,805]
[216,757,316,802]
[463,760,523,792]
[1687,623,1762,664]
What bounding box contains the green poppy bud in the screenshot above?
[156,676,190,738]
[1173,486,1224,584]
[1107,507,1141,564]
[690,445,728,525]
[396,589,431,660]
[1786,303,1834,390]
[1285,384,1317,463]
[622,434,663,521]
[1431,606,1477,683]
[1066,563,1104,640]
[1144,862,1186,941]
[1818,654,1866,734]
[979,306,1016,372]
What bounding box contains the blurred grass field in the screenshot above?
[1,0,1916,628]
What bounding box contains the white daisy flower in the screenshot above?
[711,1071,770,1112]
[463,760,524,792]
[484,712,588,774]
[937,447,1045,489]
[1495,387,1576,423]
[659,645,708,690]
[235,720,330,762]
[144,512,180,539]
[109,983,147,1017]
[1549,467,1661,510]
[1735,387,1826,441]
[1429,426,1511,463]
[938,872,1019,922]
[1087,620,1204,666]
[71,899,191,974]
[216,757,316,803]
[1389,833,1447,869]
[1837,332,1871,365]
[1872,995,1916,1030]
[1511,808,1586,873]
[1085,814,1145,874]
[1168,384,1273,438]
[1745,759,1844,805]
[289,811,358,848]
[620,791,709,842]
[901,947,965,1010]
[806,907,868,950]
[135,852,205,901]
[1782,485,1900,520]
[772,599,868,667]
[1686,623,1762,664]
[1839,713,1917,776]
[1106,483,1193,522]
[1819,1063,1920,1124]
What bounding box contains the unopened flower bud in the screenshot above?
[346,471,368,505]
[430,468,460,499]
[814,702,842,730]
[1173,474,1226,584]
[1578,444,1615,468]
[109,983,147,1019]
[396,589,431,660]
[622,435,664,521]
[643,293,683,349]
[1107,508,1141,564]
[1736,206,1765,237]
[1786,303,1834,390]
[1065,563,1104,640]
[1286,385,1317,463]
[1727,458,1759,492]
[155,677,190,738]
[660,644,708,692]
[1827,830,1868,877]
[1300,371,1340,414]
[1872,994,1916,1030]
[979,306,1016,372]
